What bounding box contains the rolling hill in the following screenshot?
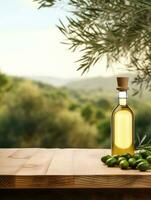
[23,74,135,91]
[65,74,135,91]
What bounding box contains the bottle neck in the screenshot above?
[118,91,127,106]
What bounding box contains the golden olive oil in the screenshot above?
[111,77,134,155]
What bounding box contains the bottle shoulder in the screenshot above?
[112,104,134,116]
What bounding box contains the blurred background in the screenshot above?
[0,0,150,148]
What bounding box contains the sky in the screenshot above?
[0,0,126,79]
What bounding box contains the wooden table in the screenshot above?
[0,148,151,200]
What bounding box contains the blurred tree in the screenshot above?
[69,102,79,111]
[136,105,151,132]
[0,72,11,95]
[55,111,97,147]
[95,98,112,110]
[0,81,53,147]
[95,109,105,120]
[0,80,98,148]
[97,118,110,148]
[34,0,151,92]
[135,105,151,147]
[81,104,93,121]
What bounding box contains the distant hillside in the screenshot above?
[19,74,151,99]
[24,76,72,87]
[21,74,135,91]
[65,74,135,91]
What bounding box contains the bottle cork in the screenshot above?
[116,77,129,91]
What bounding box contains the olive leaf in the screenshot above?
[136,132,151,150]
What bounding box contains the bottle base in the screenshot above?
[112,145,134,155]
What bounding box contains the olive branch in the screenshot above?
[34,0,151,92]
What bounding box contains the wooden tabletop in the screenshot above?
[0,148,151,189]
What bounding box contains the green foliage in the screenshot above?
[33,0,57,8]
[34,0,151,92]
[56,111,97,147]
[97,119,110,147]
[0,75,151,148]
[69,102,79,111]
[95,98,112,110]
[81,104,93,121]
[0,79,97,148]
[136,105,151,131]
[134,105,151,146]
[0,72,11,97]
[95,110,105,120]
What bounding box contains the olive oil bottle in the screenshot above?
[111,77,134,155]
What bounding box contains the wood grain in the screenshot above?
[17,149,56,175]
[0,149,17,158]
[1,148,151,189]
[0,149,37,175]
[47,148,73,175]
[73,149,106,175]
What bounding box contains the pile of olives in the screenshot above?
[101,149,151,171]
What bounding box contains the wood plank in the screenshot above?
[5,174,151,189]
[73,149,107,175]
[0,148,38,175]
[47,149,73,175]
[10,148,38,159]
[13,176,74,189]
[17,149,56,175]
[0,148,18,158]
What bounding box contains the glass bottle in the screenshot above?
[111,77,134,155]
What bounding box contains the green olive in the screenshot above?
[133,153,142,160]
[100,151,151,172]
[101,155,111,164]
[128,158,137,169]
[113,155,119,159]
[117,156,126,164]
[119,160,129,169]
[136,162,150,171]
[139,149,151,158]
[146,155,151,164]
[136,159,148,165]
[121,153,132,160]
[106,157,117,167]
